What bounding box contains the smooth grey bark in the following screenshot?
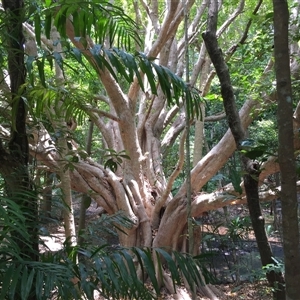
[273,1,300,299]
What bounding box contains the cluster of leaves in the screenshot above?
[262,257,284,275]
[239,138,274,161]
[248,119,278,152]
[35,0,140,50]
[103,149,130,172]
[227,216,252,242]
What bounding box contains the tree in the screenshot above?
[2,0,300,298]
[0,0,39,263]
[273,0,300,298]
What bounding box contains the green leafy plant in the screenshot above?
[227,216,252,242]
[240,138,275,162]
[103,149,130,172]
[262,257,284,274]
[229,167,243,194]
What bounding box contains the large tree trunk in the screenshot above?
[1,0,39,263]
[0,1,38,300]
[273,1,300,299]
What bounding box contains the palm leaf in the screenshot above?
[45,0,141,50]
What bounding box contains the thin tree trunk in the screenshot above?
[58,141,77,246]
[51,26,77,247]
[244,168,285,296]
[273,1,300,299]
[78,121,94,247]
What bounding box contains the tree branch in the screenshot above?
[84,106,120,122]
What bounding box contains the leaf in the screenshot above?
[173,252,191,281]
[229,168,243,194]
[138,54,157,94]
[23,268,35,300]
[161,65,185,103]
[36,59,46,87]
[104,158,118,172]
[83,196,92,209]
[45,12,52,39]
[0,264,14,299]
[102,256,120,291]
[54,5,68,38]
[26,56,35,77]
[152,63,171,100]
[115,49,137,82]
[71,48,83,64]
[73,155,80,163]
[53,51,64,72]
[34,14,41,46]
[119,249,138,282]
[45,0,51,7]
[133,248,159,294]
[241,145,268,159]
[90,45,105,71]
[21,266,28,300]
[8,264,22,299]
[35,270,44,299]
[44,50,53,71]
[155,248,180,288]
[111,252,133,296]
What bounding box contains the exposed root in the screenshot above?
[162,270,223,300]
[197,283,221,300]
[162,272,192,300]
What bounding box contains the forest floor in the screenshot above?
[166,280,273,299]
[40,197,281,300]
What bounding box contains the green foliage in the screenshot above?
[28,86,88,125]
[24,0,203,123]
[0,197,30,260]
[248,119,278,152]
[39,0,141,50]
[262,257,284,275]
[27,47,203,119]
[229,167,243,194]
[227,216,252,242]
[240,136,275,162]
[103,149,130,172]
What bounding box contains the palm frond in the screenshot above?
[87,47,204,119]
[41,0,141,50]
